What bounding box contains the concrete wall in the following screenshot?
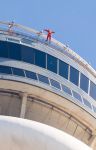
[0,79,96,149]
[25,98,92,144]
[0,92,21,117]
[0,90,94,147]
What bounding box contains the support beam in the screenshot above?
[89,130,96,149]
[90,136,96,149]
[20,93,27,118]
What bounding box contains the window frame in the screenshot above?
[35,50,46,68]
[25,70,37,80]
[38,74,49,84]
[59,60,68,79]
[47,54,57,74]
[70,66,79,86]
[0,65,12,74]
[50,79,61,90]
[80,73,89,93]
[12,67,25,77]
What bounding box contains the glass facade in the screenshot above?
[0,41,8,58]
[0,64,96,115]
[38,74,49,84]
[21,38,33,45]
[62,84,72,95]
[12,68,25,77]
[47,54,57,73]
[21,45,35,64]
[25,70,37,80]
[0,65,12,74]
[90,81,96,100]
[0,40,96,101]
[50,79,61,90]
[59,60,68,79]
[35,50,46,68]
[80,73,89,93]
[72,91,82,103]
[92,105,96,113]
[83,98,92,109]
[70,66,79,86]
[8,42,21,60]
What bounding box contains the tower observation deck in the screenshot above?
[0,21,96,149]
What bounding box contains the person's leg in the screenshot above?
[46,34,49,41]
[49,35,51,42]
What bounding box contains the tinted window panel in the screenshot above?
[35,50,46,68]
[92,105,96,113]
[21,45,35,64]
[9,42,21,60]
[70,66,79,86]
[38,74,49,84]
[80,73,89,93]
[25,70,37,80]
[12,68,25,77]
[50,79,61,90]
[7,38,20,43]
[83,98,92,109]
[90,81,96,100]
[59,60,68,79]
[62,84,72,95]
[21,38,33,45]
[72,91,82,103]
[0,41,8,58]
[47,54,57,73]
[0,65,12,74]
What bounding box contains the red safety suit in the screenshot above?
[44,29,55,41]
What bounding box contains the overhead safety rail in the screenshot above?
[0,21,96,77]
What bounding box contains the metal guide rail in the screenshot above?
[0,21,96,78]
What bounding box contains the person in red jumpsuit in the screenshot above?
[44,29,55,42]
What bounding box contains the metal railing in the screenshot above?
[0,21,96,78]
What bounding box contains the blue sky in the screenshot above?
[0,0,96,69]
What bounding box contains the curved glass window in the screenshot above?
[7,38,20,43]
[83,98,92,109]
[47,54,57,73]
[35,50,46,68]
[72,90,82,103]
[1,40,96,100]
[70,66,79,86]
[59,60,68,79]
[0,65,12,74]
[80,73,89,93]
[12,68,25,77]
[8,42,21,60]
[21,45,35,64]
[0,41,8,58]
[62,84,72,95]
[92,105,96,113]
[21,38,33,45]
[38,74,49,84]
[90,81,96,100]
[25,70,37,80]
[0,64,95,115]
[50,79,61,90]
